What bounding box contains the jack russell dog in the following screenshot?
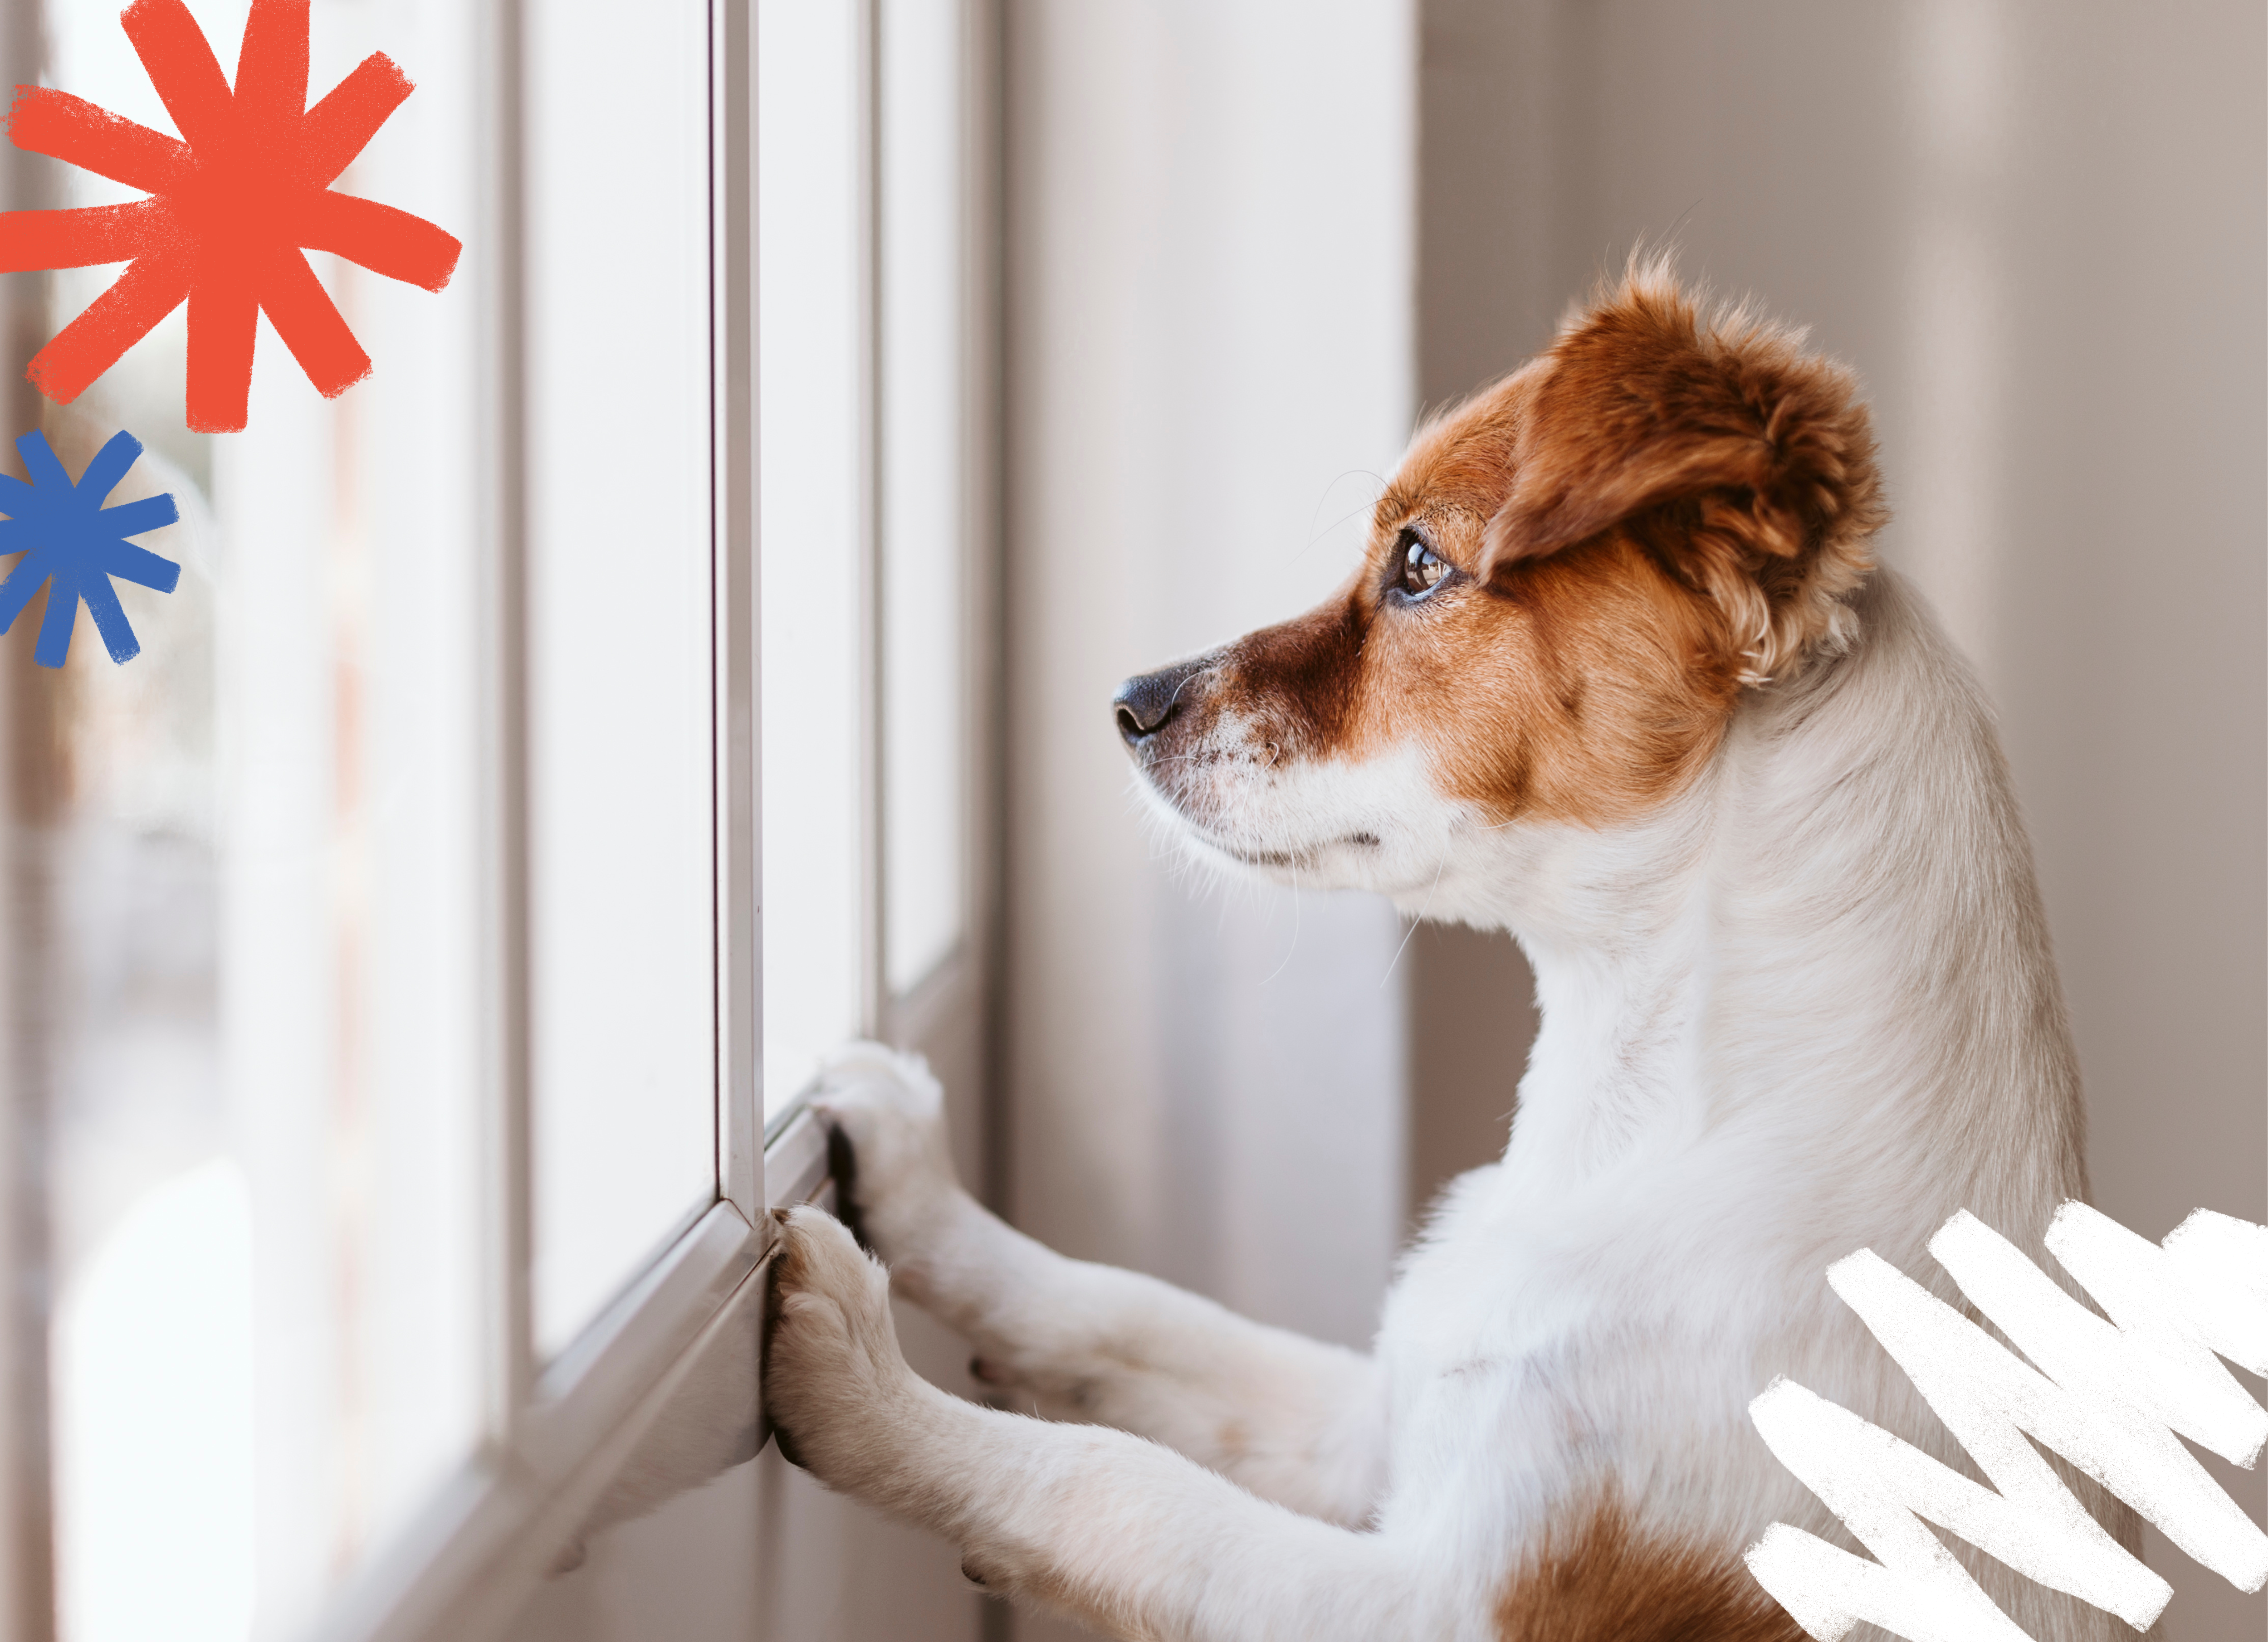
[759,266,2137,1641]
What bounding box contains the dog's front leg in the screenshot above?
[809,1046,1387,1525]
[765,1207,1445,1642]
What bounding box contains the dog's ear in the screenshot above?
[1481,266,1885,681]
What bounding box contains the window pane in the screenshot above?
[38,2,483,1636]
[878,0,967,997]
[758,0,867,1117]
[525,0,718,1355]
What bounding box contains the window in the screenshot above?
[757,0,976,1124]
[522,0,717,1362]
[34,3,489,1635]
[756,0,865,1119]
[4,0,992,1637]
[10,0,752,1635]
[875,0,972,1003]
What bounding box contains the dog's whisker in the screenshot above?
[1295,471,1390,564]
[1380,853,1445,989]
[1260,867,1302,986]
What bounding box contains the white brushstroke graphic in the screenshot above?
[1745,1205,2268,1641]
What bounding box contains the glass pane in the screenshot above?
[878,0,966,997]
[758,0,866,1117]
[525,0,717,1356]
[33,2,483,1637]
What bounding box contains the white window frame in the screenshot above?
[304,3,771,1636]
[297,1,999,1637]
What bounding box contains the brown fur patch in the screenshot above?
[1496,1505,1804,1642]
[1482,262,1886,682]
[1137,266,1884,830]
[1367,502,1741,824]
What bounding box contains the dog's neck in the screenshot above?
[1442,570,2087,1221]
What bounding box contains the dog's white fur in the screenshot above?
[762,568,2135,1640]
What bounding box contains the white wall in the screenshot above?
[1002,0,1415,1362]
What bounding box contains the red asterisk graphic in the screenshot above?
[0,0,461,433]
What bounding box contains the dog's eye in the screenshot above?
[1400,534,1449,598]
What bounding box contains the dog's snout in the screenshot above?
[1113,660,1206,746]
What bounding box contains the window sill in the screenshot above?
[314,1109,840,1642]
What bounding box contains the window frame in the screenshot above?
[303,0,999,1635]
[309,2,772,1636]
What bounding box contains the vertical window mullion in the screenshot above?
[478,0,536,1447]
[715,0,761,1224]
[857,0,886,1041]
[0,8,54,1631]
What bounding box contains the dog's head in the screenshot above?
[1114,267,1886,901]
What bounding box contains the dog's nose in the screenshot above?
[1113,660,1206,745]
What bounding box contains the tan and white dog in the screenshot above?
[760,268,2137,1640]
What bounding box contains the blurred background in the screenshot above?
[0,2,2258,1640]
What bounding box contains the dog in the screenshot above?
[760,265,2138,1640]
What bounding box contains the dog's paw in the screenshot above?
[762,1205,928,1495]
[812,1043,963,1263]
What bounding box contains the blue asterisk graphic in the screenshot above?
[0,429,181,668]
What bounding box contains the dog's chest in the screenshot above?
[1380,1175,1603,1412]
[1372,1162,1781,1525]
